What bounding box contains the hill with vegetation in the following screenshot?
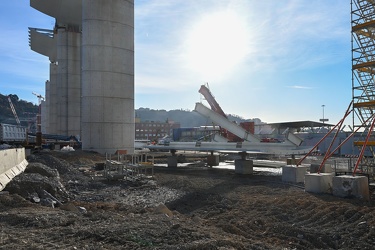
[135,107,262,127]
[0,94,38,126]
[0,93,262,128]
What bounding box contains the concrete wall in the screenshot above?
[0,148,28,191]
[42,80,50,134]
[48,63,58,134]
[81,0,135,154]
[56,28,81,137]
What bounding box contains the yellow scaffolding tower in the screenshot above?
[352,0,375,161]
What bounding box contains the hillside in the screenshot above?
[135,107,263,127]
[0,94,38,126]
[0,93,262,128]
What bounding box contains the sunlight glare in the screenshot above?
[184,10,250,80]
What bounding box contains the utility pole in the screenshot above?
[320,104,329,125]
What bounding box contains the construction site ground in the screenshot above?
[1,150,375,249]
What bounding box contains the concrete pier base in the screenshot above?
[282,165,308,183]
[286,158,300,165]
[310,164,332,173]
[207,155,219,167]
[332,175,369,200]
[235,159,253,174]
[167,156,178,168]
[305,173,333,194]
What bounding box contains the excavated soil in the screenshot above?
[1,150,375,249]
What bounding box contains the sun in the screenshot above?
[184,10,250,80]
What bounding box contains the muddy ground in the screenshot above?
[1,150,375,249]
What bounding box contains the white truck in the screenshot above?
[0,123,27,143]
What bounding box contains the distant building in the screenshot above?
[135,119,180,141]
[172,126,220,142]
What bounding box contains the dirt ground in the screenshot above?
[1,150,375,249]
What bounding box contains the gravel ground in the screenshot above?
[1,150,375,249]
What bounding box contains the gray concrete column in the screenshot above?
[43,80,49,134]
[56,28,81,137]
[81,0,135,154]
[49,63,58,134]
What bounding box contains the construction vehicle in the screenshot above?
[0,123,27,144]
[1,96,28,145]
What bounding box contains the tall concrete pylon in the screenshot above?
[30,0,135,154]
[49,63,58,134]
[55,27,81,138]
[30,0,82,137]
[28,28,57,134]
[81,0,135,154]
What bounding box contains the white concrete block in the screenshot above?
[332,175,370,200]
[282,165,308,183]
[305,173,334,194]
[235,160,253,174]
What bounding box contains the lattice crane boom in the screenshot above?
[7,95,21,126]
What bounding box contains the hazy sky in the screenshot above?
[0,0,351,125]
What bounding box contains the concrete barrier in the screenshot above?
[332,175,369,200]
[282,165,309,183]
[0,148,28,191]
[305,173,334,194]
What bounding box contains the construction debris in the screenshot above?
[0,150,375,249]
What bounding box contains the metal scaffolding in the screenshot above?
[351,0,375,159]
[297,1,375,178]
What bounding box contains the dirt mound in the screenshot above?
[1,151,375,249]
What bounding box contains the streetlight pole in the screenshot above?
[320,104,329,126]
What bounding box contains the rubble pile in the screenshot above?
[0,150,375,249]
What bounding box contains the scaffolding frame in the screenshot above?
[352,0,375,163]
[297,1,375,178]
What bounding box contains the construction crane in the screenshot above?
[32,92,44,105]
[7,95,21,126]
[32,92,45,148]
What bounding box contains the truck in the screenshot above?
[0,123,27,144]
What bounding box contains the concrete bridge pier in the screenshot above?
[167,156,178,168]
[235,159,253,174]
[207,152,219,167]
[81,0,135,154]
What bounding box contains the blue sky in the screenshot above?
[0,0,352,125]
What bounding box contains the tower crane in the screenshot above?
[32,92,45,148]
[32,92,45,105]
[7,95,21,126]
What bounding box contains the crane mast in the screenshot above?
[32,92,45,148]
[7,95,21,126]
